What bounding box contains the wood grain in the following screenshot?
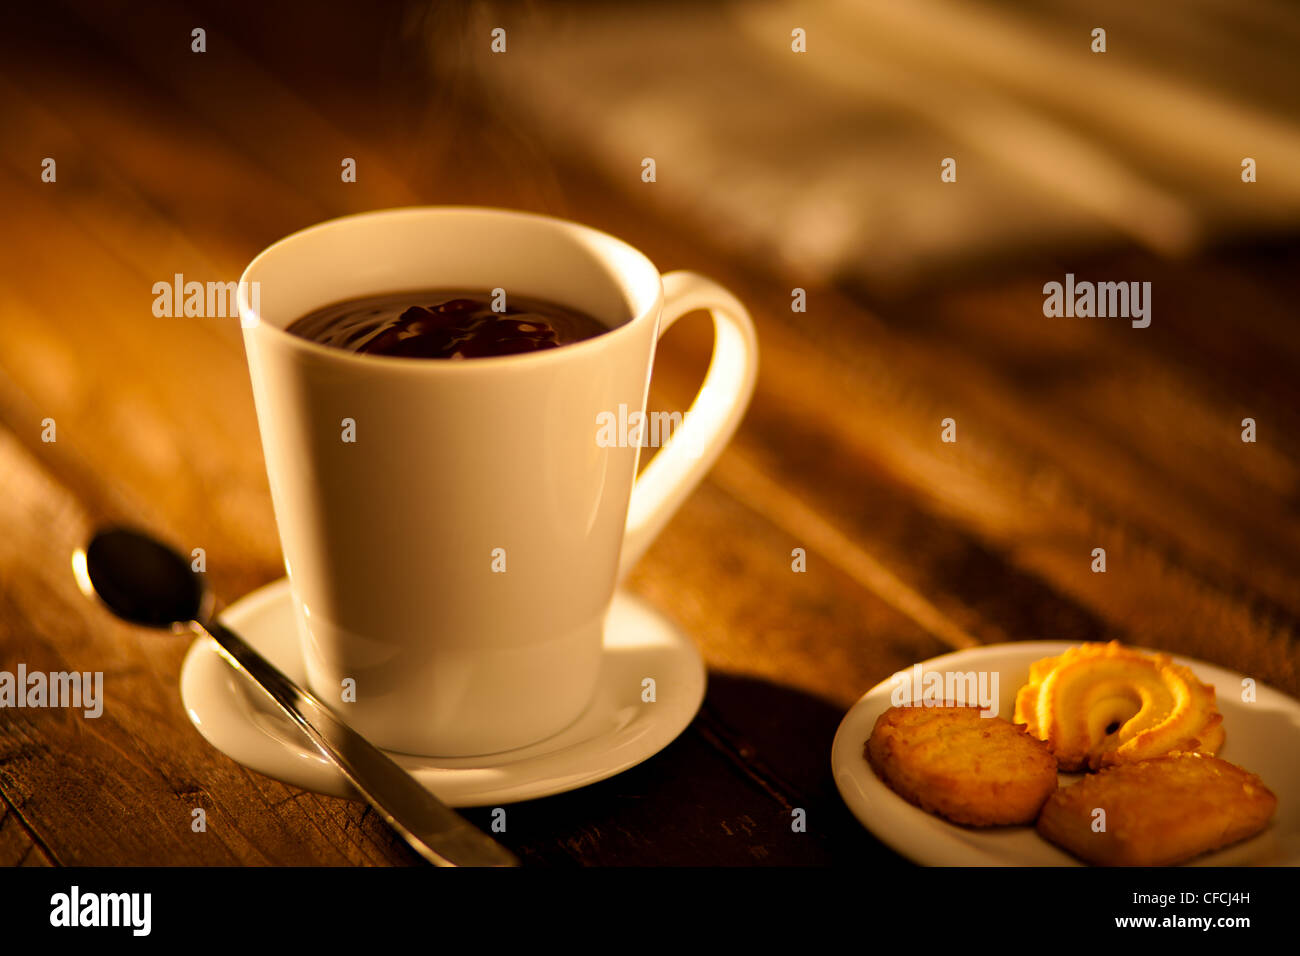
[0,0,1296,866]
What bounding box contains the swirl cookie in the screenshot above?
[1014,642,1224,772]
[866,703,1059,827]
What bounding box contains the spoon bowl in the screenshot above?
[74,526,211,630]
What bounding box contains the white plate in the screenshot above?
[831,642,1300,866]
[181,578,706,806]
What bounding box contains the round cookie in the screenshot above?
[866,703,1058,826]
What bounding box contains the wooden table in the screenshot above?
[1,2,1297,867]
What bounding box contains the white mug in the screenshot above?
[238,207,758,756]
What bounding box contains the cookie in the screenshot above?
[866,703,1058,827]
[1036,752,1276,866]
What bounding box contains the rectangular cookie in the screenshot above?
[1037,752,1276,866]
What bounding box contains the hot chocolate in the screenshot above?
[285,290,609,359]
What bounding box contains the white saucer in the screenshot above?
[181,578,706,806]
[832,642,1300,866]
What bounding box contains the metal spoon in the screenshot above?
[74,526,518,867]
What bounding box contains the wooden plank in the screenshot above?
[574,165,1300,696]
[0,795,55,867]
[0,10,917,867]
[0,0,1295,869]
[0,410,928,864]
[458,711,889,866]
[0,428,421,865]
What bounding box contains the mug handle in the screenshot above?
[617,270,760,581]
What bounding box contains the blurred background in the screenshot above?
[443,0,1300,290]
[0,0,1298,865]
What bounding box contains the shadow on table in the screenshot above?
[458,671,911,867]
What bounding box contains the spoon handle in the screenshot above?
[198,619,519,867]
